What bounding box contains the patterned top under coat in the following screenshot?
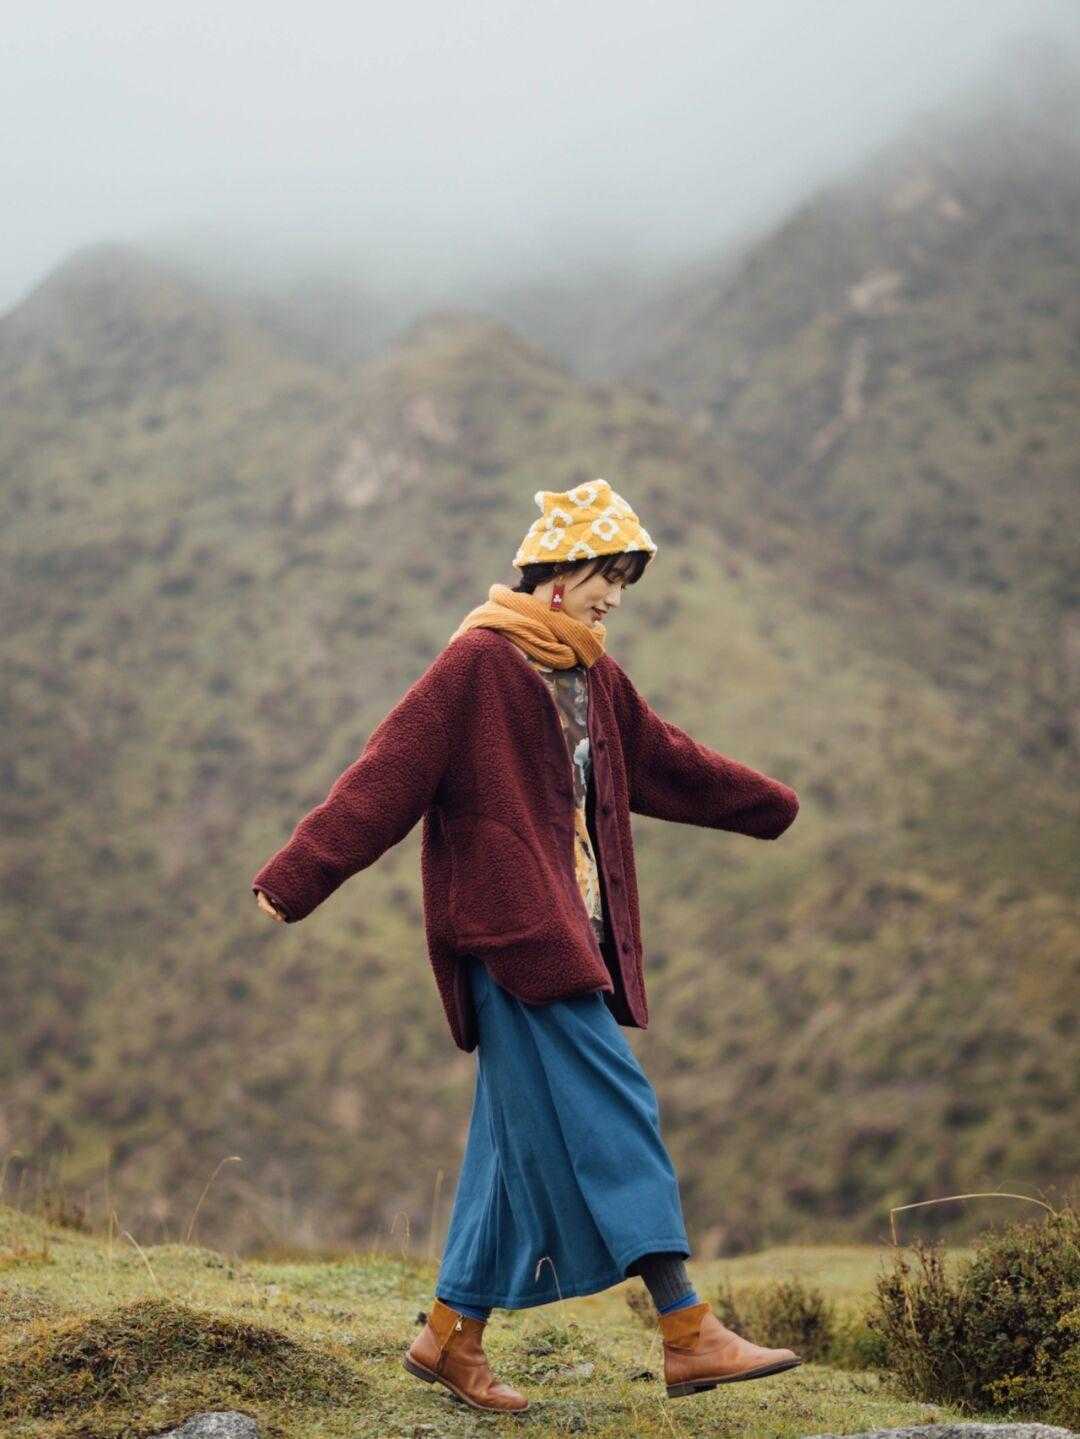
[523,657,607,948]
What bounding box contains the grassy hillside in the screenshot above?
[0,1200,1001,1438]
[602,78,1080,755]
[0,232,1076,1261]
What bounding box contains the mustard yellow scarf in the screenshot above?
[449,582,606,669]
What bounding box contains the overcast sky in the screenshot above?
[3,0,1078,313]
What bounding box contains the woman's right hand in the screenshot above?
[256,890,287,922]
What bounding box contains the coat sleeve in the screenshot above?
[251,663,454,922]
[606,659,800,839]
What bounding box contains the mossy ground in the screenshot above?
[0,1203,1023,1439]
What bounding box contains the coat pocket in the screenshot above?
[447,814,551,949]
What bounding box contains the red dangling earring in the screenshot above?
[549,581,565,611]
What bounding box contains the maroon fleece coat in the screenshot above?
[251,627,799,1051]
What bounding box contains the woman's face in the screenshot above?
[533,558,633,628]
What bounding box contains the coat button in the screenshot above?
[602,802,612,816]
[621,938,631,953]
[596,737,606,750]
[610,875,621,889]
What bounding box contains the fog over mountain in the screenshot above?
[1,0,1078,1256]
[3,0,1078,322]
[1,48,1077,1250]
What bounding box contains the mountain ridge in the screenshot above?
[2,69,1077,1252]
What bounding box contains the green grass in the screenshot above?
[0,1202,1014,1438]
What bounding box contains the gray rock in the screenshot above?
[154,1413,260,1439]
[801,1425,1077,1439]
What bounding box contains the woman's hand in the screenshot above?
[256,890,287,922]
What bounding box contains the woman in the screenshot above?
[253,479,802,1414]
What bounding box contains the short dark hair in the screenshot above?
[511,550,651,594]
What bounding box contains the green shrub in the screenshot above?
[711,1276,837,1362]
[712,1277,743,1331]
[829,1303,890,1370]
[867,1207,1080,1428]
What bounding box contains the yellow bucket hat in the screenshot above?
[512,478,657,570]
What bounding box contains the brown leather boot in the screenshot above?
[659,1299,802,1398]
[403,1297,529,1414]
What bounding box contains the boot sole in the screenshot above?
[666,1355,803,1397]
[402,1354,530,1414]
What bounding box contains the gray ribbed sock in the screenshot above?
[627,1252,696,1312]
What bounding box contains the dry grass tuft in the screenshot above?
[0,1293,368,1422]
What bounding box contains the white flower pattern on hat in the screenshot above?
[590,507,621,542]
[513,478,656,571]
[544,505,574,530]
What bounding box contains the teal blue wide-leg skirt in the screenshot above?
[435,955,690,1311]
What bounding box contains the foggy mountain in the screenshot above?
[596,53,1080,764]
[1,51,1076,1255]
